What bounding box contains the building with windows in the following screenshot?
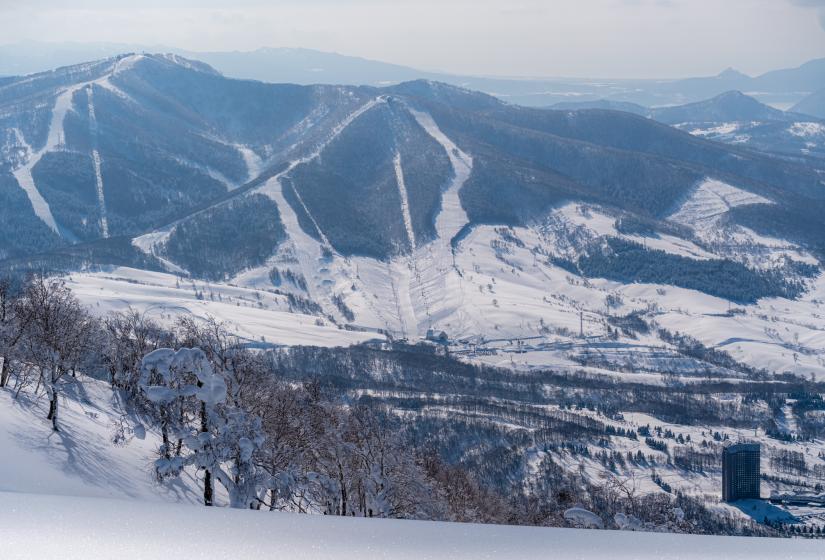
[722,443,761,502]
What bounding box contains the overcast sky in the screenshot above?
[1,0,824,78]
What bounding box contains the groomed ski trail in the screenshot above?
[407,108,472,242]
[11,86,76,234]
[251,96,388,307]
[404,108,473,333]
[87,86,109,238]
[393,152,417,251]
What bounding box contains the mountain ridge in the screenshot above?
[1,42,822,107]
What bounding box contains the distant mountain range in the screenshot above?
[551,91,825,161]
[1,41,824,108]
[549,91,800,122]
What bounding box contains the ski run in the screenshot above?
[87,85,109,238]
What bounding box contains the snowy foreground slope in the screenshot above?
[0,380,821,559]
[0,377,201,503]
[1,492,822,560]
[1,372,821,559]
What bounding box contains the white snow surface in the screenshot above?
[408,107,473,242]
[66,267,377,348]
[669,178,772,230]
[236,144,263,182]
[688,122,740,137]
[394,151,417,251]
[1,491,820,560]
[131,228,187,275]
[0,377,200,503]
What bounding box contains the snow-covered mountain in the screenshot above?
[1,54,825,381]
[553,91,799,122]
[652,92,825,161]
[649,91,793,124]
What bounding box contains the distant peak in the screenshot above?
[717,67,749,80]
[122,53,221,76]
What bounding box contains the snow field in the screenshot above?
[1,491,821,560]
[67,267,377,348]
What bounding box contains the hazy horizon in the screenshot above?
[1,0,824,80]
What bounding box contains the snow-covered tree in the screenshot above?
[16,277,95,431]
[0,277,25,388]
[102,309,170,395]
[139,347,267,508]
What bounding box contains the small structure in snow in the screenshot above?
[426,329,449,345]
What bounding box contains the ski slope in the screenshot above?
[408,107,473,242]
[86,85,109,238]
[131,229,187,275]
[394,151,417,251]
[669,178,772,230]
[236,144,263,183]
[9,54,144,237]
[234,97,389,312]
[11,86,75,234]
